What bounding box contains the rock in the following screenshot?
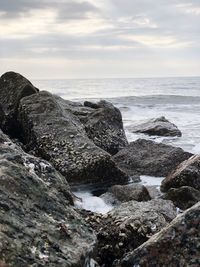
[83,100,128,155]
[113,139,192,177]
[163,186,200,210]
[0,71,38,135]
[0,104,5,127]
[0,130,96,266]
[18,91,128,185]
[146,185,163,199]
[128,116,182,137]
[55,97,128,155]
[161,155,200,192]
[115,201,200,267]
[95,199,176,266]
[109,184,151,202]
[100,192,121,206]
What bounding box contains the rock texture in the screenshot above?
[83,100,128,155]
[109,184,151,202]
[128,116,182,137]
[115,201,200,267]
[113,139,192,177]
[55,97,128,155]
[161,154,200,192]
[0,105,5,127]
[163,186,200,210]
[0,130,96,266]
[94,199,176,266]
[18,91,128,185]
[0,72,38,135]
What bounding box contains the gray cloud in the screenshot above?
[0,0,98,20]
[0,0,200,77]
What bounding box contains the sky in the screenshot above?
[0,0,200,79]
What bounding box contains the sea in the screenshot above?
[33,76,200,213]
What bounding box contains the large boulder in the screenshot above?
[163,186,200,210]
[109,184,151,202]
[0,130,96,266]
[83,100,128,155]
[128,116,182,137]
[56,97,128,155]
[0,72,38,135]
[115,201,200,267]
[161,155,200,192]
[113,139,192,177]
[18,91,128,185]
[94,199,176,266]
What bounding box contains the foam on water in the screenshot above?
[74,191,113,214]
[140,175,164,187]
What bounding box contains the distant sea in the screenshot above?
[33,76,200,213]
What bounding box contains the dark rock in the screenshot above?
[0,71,38,135]
[56,97,128,155]
[18,91,128,185]
[0,104,5,128]
[163,186,200,210]
[95,199,176,266]
[115,201,200,267]
[84,101,100,109]
[109,184,151,202]
[83,100,128,155]
[0,130,96,266]
[128,116,182,137]
[113,139,192,177]
[161,155,200,192]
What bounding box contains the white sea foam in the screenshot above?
[73,191,113,214]
[139,175,164,187]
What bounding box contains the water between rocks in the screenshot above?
[73,175,164,214]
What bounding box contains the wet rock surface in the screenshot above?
[94,199,176,266]
[0,130,96,266]
[163,186,200,210]
[161,154,200,192]
[115,201,200,267]
[18,91,128,185]
[0,72,38,135]
[113,139,192,177]
[128,116,182,137]
[109,184,151,202]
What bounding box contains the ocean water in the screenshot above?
[33,77,200,213]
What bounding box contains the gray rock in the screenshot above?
[18,91,128,185]
[113,139,192,177]
[146,185,163,199]
[83,100,128,155]
[0,130,96,266]
[109,184,151,202]
[56,97,128,155]
[163,186,200,210]
[115,201,200,267]
[95,199,176,266]
[128,116,182,137]
[100,192,121,206]
[161,154,200,192]
[0,71,38,135]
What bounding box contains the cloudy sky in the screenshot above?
[0,0,200,78]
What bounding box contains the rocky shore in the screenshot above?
[0,72,199,267]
